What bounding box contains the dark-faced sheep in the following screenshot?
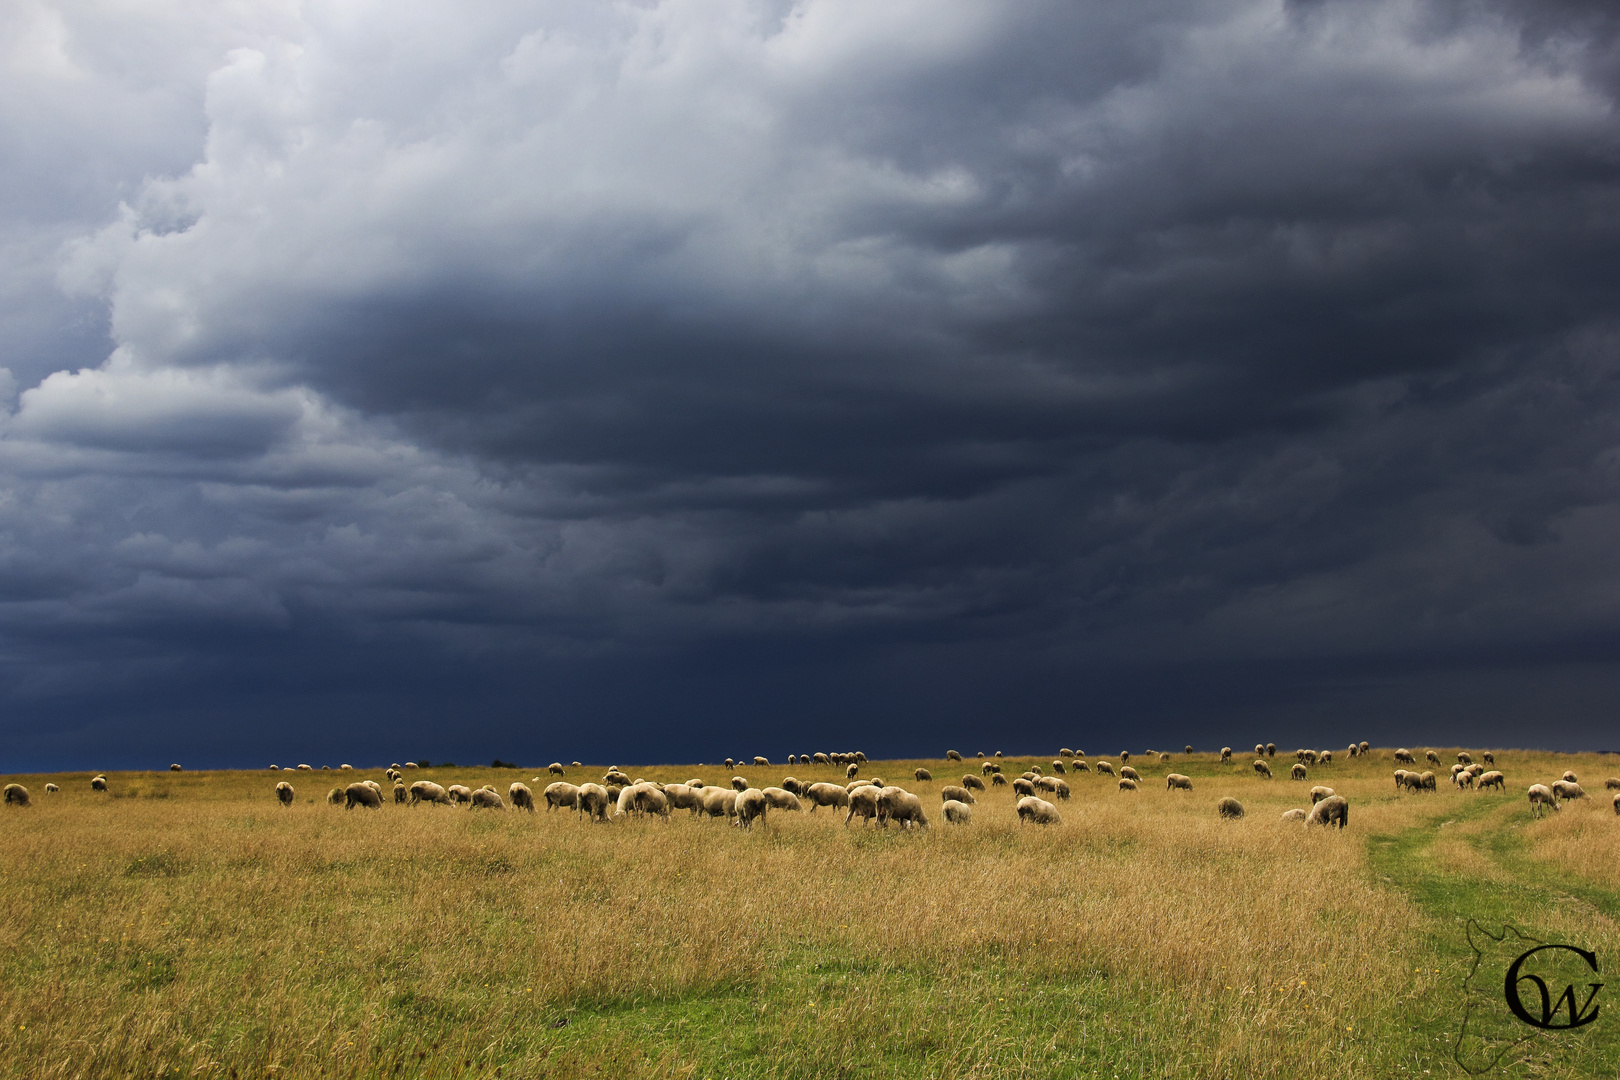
[1528,784,1559,817]
[941,785,976,805]
[1290,764,1307,781]
[1013,777,1036,798]
[1217,797,1244,819]
[943,799,972,824]
[1306,796,1348,828]
[345,782,383,810]
[1552,780,1585,801]
[1253,760,1272,779]
[877,787,928,829]
[3,784,28,806]
[1118,778,1138,792]
[91,775,108,791]
[845,785,881,827]
[1016,795,1061,824]
[1477,771,1505,791]
[276,781,295,806]
[1184,745,1194,755]
[962,774,986,791]
[1310,786,1335,804]
[762,787,803,812]
[1359,741,1370,755]
[509,783,535,811]
[1166,773,1193,791]
[804,782,852,812]
[409,780,452,806]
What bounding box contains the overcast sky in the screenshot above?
[3,0,1619,769]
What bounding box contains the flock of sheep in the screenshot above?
[7,745,1614,827]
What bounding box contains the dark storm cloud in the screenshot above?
[3,0,1620,766]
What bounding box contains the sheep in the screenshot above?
[1552,780,1585,801]
[1016,796,1061,825]
[991,773,1008,786]
[327,787,345,805]
[393,782,408,804]
[698,786,738,820]
[1118,778,1138,792]
[1482,752,1494,765]
[1254,743,1265,756]
[1158,753,1170,763]
[753,756,770,767]
[1562,770,1579,783]
[603,769,632,787]
[1457,752,1472,765]
[730,788,768,829]
[1266,743,1277,757]
[787,755,798,765]
[993,751,1002,759]
[1394,749,1415,764]
[409,781,452,806]
[632,785,671,819]
[1359,741,1370,755]
[1048,778,1071,800]
[845,785,881,827]
[942,799,972,824]
[961,774,986,791]
[1119,766,1140,782]
[1095,761,1115,776]
[1120,751,1131,763]
[43,783,57,794]
[1221,747,1232,764]
[543,782,580,811]
[1306,796,1348,828]
[686,778,705,789]
[1166,773,1193,791]
[724,758,735,770]
[847,763,860,779]
[941,785,976,805]
[1423,750,1439,766]
[1071,760,1091,772]
[914,768,932,782]
[1454,771,1475,790]
[1253,760,1272,779]
[877,787,928,829]
[1051,761,1066,775]
[1280,808,1307,823]
[276,781,295,806]
[1394,769,1411,791]
[345,782,383,810]
[1290,764,1307,781]
[365,781,384,795]
[1059,748,1074,758]
[1185,745,1194,754]
[663,783,702,815]
[946,750,963,761]
[170,764,182,772]
[1309,786,1336,804]
[1606,778,1620,791]
[1348,743,1359,757]
[297,764,312,771]
[1217,797,1244,819]
[340,764,353,772]
[1477,771,1505,791]
[762,787,804,812]
[444,784,472,805]
[509,783,535,811]
[1527,784,1559,817]
[548,763,565,776]
[981,761,996,776]
[1320,751,1332,764]
[1450,763,1466,779]
[1013,777,1036,798]
[91,775,108,791]
[813,753,831,764]
[780,777,808,796]
[2,784,28,806]
[804,782,852,812]
[1419,771,1436,791]
[1614,791,1620,816]
[577,783,613,822]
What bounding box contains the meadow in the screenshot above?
[1,747,1618,1079]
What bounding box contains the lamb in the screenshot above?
[753,756,770,767]
[1217,797,1244,819]
[1016,796,1061,825]
[91,775,108,791]
[1306,796,1348,828]
[991,773,1008,786]
[961,774,986,791]
[346,782,383,809]
[1477,771,1505,791]
[1118,778,1138,792]
[877,787,928,829]
[942,799,972,824]
[409,781,452,806]
[914,768,932,782]
[1119,766,1140,782]
[276,781,295,806]
[1280,808,1307,823]
[1310,786,1335,804]
[1221,747,1232,763]
[509,783,535,811]
[1527,784,1559,817]
[845,785,881,827]
[941,785,976,805]
[1253,760,1272,779]
[549,763,566,776]
[327,787,345,805]
[762,787,804,812]
[393,783,408,804]
[1166,773,1193,791]
[1095,761,1115,776]
[2,784,28,806]
[1552,780,1585,801]
[1013,777,1036,798]
[1290,764,1307,781]
[543,782,581,811]
[804,782,852,812]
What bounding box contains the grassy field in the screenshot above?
[1,747,1618,1079]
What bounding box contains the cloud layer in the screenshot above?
[4,0,1620,765]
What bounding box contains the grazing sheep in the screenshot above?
[326,787,345,805]
[340,764,353,772]
[1394,749,1415,764]
[393,783,407,804]
[686,778,705,789]
[762,787,804,812]
[1552,780,1585,801]
[1614,791,1620,816]
[548,763,565,777]
[1185,745,1194,754]
[1254,744,1265,756]
[813,753,831,764]
[1119,766,1140,782]
[724,758,735,770]
[1266,743,1277,757]
[631,785,671,819]
[297,764,312,771]
[270,765,279,771]
[1291,764,1307,781]
[845,785,881,827]
[1562,770,1579,783]
[730,776,749,792]
[1309,786,1336,804]
[1217,797,1244,819]
[1221,747,1232,763]
[1457,752,1472,765]
[578,783,613,822]
[981,761,996,776]
[1359,741,1370,755]
[1306,796,1348,828]
[2,784,29,806]
[345,782,383,810]
[663,784,703,815]
[846,778,875,792]
[733,788,768,828]
[1280,808,1307,823]
[1158,753,1170,763]
[1424,751,1440,766]
[170,764,182,772]
[1455,771,1475,790]
[1348,743,1359,757]
[1605,778,1620,791]
[364,781,384,795]
[509,783,535,811]
[1118,778,1138,792]
[1120,751,1130,763]
[914,768,932,782]
[780,777,808,796]
[1477,771,1505,791]
[804,782,852,812]
[1013,777,1036,798]
[1072,760,1091,773]
[787,755,798,765]
[1095,761,1115,776]
[942,799,972,824]
[946,750,963,761]
[753,756,770,767]
[444,784,473,805]
[993,751,1002,759]
[877,787,929,829]
[543,782,580,811]
[847,763,860,779]
[941,785,976,805]
[1419,771,1436,791]
[1059,748,1074,758]
[91,775,108,791]
[1049,778,1071,800]
[1166,773,1193,791]
[991,773,1008,786]
[43,783,57,794]
[1016,796,1062,825]
[409,781,452,807]
[1482,752,1494,765]
[1320,751,1333,764]
[962,774,986,791]
[1528,784,1559,817]
[1051,761,1065,775]
[1394,769,1411,791]
[275,781,295,806]
[1253,760,1272,779]
[698,787,738,820]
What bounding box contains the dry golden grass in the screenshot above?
[0,747,1614,1078]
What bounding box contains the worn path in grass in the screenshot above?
[1366,792,1620,1079]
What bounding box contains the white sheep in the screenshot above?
[940,785,976,805]
[1217,797,1244,819]
[543,782,580,811]
[1290,763,1307,781]
[326,787,345,805]
[762,787,804,812]
[734,788,769,829]
[1118,778,1138,792]
[1306,795,1348,828]
[845,785,881,827]
[1279,808,1307,823]
[1253,760,1272,779]
[942,799,972,824]
[577,783,613,822]
[345,782,383,809]
[699,786,738,820]
[509,783,535,811]
[753,756,770,767]
[662,783,702,815]
[1477,771,1505,791]
[1394,749,1415,764]
[549,763,566,776]
[1562,770,1578,783]
[1309,786,1335,804]
[91,775,108,791]
[991,773,1008,786]
[913,768,932,782]
[1016,796,1061,825]
[1221,747,1232,763]
[1095,761,1115,776]
[804,782,852,812]
[170,764,182,772]
[447,784,474,805]
[1551,780,1585,801]
[43,783,57,794]
[1527,784,1559,817]
[846,763,860,779]
[961,774,986,791]
[393,782,408,804]
[946,750,963,761]
[409,780,452,806]
[876,787,928,829]
[2,784,29,806]
[1165,774,1193,791]
[276,781,295,806]
[1119,766,1140,782]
